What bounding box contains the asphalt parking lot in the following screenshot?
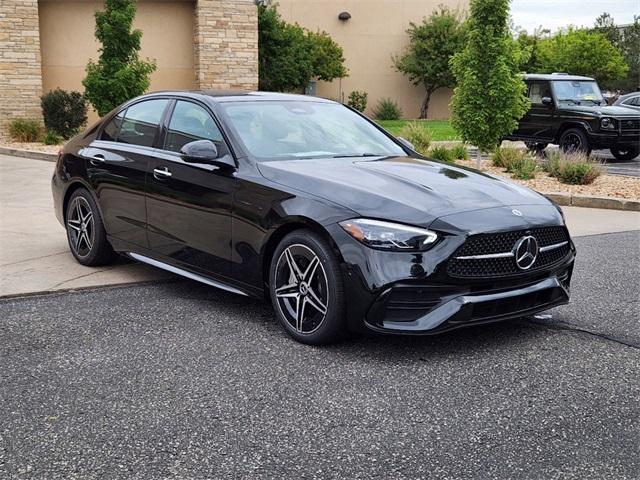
[1,230,639,479]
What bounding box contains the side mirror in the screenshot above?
[541,97,553,106]
[396,136,415,151]
[179,140,235,169]
[180,140,219,163]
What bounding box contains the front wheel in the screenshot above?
[269,230,346,345]
[610,146,639,161]
[559,128,591,155]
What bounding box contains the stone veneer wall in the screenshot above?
[0,0,258,140]
[0,0,44,141]
[194,0,258,90]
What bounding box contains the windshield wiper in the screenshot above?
[332,153,381,158]
[582,99,602,105]
[558,98,581,105]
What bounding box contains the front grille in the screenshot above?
[620,119,640,132]
[447,226,570,278]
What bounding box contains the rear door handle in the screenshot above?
[153,166,172,180]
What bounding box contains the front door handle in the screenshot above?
[153,166,172,180]
[89,154,105,165]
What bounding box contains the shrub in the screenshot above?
[398,122,431,154]
[347,90,368,112]
[43,130,63,145]
[450,143,469,160]
[8,118,42,142]
[509,156,538,180]
[373,98,403,120]
[41,89,88,139]
[492,147,525,168]
[429,145,455,163]
[545,150,602,185]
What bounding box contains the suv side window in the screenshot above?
[118,99,169,148]
[165,101,224,153]
[528,82,552,105]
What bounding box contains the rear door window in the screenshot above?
[118,99,169,147]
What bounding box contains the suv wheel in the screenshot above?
[269,230,346,345]
[524,142,548,154]
[65,188,116,266]
[610,146,639,161]
[559,128,591,155]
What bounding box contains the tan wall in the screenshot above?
[0,0,43,141]
[39,0,196,123]
[277,0,468,119]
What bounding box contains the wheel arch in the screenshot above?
[260,217,344,295]
[554,121,591,143]
[62,179,103,224]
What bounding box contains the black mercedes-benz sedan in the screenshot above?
[52,91,575,344]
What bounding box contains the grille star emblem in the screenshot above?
[514,235,539,270]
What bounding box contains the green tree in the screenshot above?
[83,0,156,116]
[594,12,621,47]
[515,27,550,73]
[394,7,466,119]
[258,4,347,92]
[619,16,640,90]
[536,29,628,87]
[450,0,529,155]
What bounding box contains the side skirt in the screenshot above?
[127,252,249,297]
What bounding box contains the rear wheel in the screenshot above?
[610,145,639,161]
[65,188,116,266]
[559,128,591,155]
[269,230,345,345]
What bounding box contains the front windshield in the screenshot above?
[552,80,604,105]
[220,101,405,160]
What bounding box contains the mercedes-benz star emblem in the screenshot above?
[513,235,539,270]
[512,209,523,217]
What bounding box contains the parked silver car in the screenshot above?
[614,92,640,111]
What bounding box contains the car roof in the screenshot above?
[524,73,595,82]
[615,92,640,102]
[141,90,335,104]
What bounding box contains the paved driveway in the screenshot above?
[1,154,639,298]
[1,231,638,479]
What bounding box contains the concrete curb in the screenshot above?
[543,192,640,212]
[1,147,638,212]
[0,146,57,162]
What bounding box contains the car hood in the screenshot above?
[258,156,550,227]
[558,104,640,118]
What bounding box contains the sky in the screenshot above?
[510,0,639,33]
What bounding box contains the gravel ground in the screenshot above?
[457,158,640,200]
[0,232,638,479]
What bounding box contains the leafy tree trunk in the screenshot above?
[420,87,436,119]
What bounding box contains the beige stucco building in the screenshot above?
[0,0,467,140]
[0,0,258,139]
[279,0,469,119]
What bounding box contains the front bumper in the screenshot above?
[365,273,571,334]
[587,130,640,149]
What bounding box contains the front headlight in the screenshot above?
[339,218,438,251]
[600,117,615,129]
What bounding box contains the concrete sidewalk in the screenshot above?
[1,153,639,298]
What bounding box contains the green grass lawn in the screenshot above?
[376,119,460,141]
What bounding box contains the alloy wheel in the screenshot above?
[67,196,95,258]
[274,244,329,334]
[561,133,583,152]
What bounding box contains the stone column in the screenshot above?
[194,0,259,91]
[0,0,44,141]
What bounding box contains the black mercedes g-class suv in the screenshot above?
[505,74,640,160]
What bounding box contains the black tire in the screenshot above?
[524,141,548,154]
[65,188,116,266]
[269,229,345,345]
[558,128,591,155]
[610,145,639,161]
